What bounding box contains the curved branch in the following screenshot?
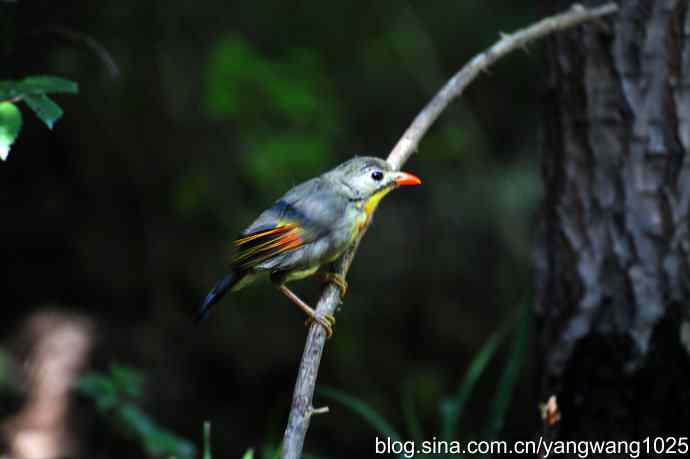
[280,3,618,458]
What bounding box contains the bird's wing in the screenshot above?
[232,178,350,270]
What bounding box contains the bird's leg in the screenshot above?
[317,272,348,299]
[277,285,335,338]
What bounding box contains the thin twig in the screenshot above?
[29,26,121,80]
[280,3,619,458]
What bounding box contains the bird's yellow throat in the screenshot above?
[364,186,394,216]
[354,186,395,235]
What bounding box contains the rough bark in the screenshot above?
[539,0,690,446]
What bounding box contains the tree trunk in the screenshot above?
[539,0,690,448]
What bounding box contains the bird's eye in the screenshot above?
[371,170,384,181]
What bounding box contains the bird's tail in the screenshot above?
[197,272,238,322]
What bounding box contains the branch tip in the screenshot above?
[307,406,330,417]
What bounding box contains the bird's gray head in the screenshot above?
[325,156,421,200]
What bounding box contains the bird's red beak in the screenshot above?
[394,171,422,186]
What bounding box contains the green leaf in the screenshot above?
[117,404,195,459]
[261,443,281,459]
[483,303,531,441]
[401,383,424,442]
[0,101,21,160]
[0,76,78,102]
[17,76,78,95]
[241,448,254,459]
[246,132,331,194]
[318,387,402,442]
[440,329,505,441]
[109,364,145,398]
[76,373,120,411]
[145,429,196,459]
[23,93,64,129]
[0,81,18,101]
[118,403,156,436]
[203,421,212,459]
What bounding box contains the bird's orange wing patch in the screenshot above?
[232,223,304,268]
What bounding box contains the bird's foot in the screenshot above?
[305,313,336,339]
[277,284,336,339]
[319,272,348,298]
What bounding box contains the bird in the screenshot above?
[198,156,421,337]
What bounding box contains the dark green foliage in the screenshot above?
[401,381,424,443]
[77,365,196,459]
[201,36,341,195]
[204,39,323,124]
[483,304,531,441]
[439,329,505,441]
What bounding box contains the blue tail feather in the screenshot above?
[197,272,237,322]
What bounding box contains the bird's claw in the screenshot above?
[319,273,348,298]
[305,313,336,339]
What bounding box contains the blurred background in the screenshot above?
[1,0,544,457]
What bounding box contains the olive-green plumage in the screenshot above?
[199,156,421,335]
